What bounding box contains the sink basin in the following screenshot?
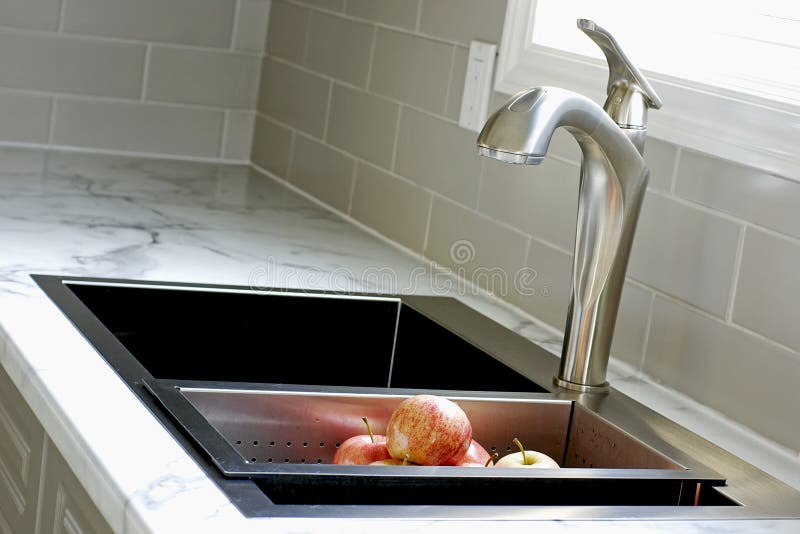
[33,275,800,520]
[60,279,545,392]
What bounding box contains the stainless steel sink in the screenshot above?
[33,275,800,519]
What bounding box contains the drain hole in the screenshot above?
[335,442,341,448]
[316,459,322,463]
[267,458,273,463]
[251,457,256,462]
[303,442,308,447]
[300,459,306,463]
[319,442,325,447]
[236,440,242,445]
[253,441,259,446]
[284,458,290,463]
[490,446,497,451]
[286,441,292,447]
[269,441,275,446]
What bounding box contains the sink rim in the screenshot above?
[31,274,800,520]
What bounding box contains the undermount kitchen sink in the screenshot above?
[34,275,800,519]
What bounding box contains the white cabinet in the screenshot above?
[0,365,112,534]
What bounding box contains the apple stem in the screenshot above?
[362,417,375,444]
[485,452,500,467]
[402,453,410,466]
[513,437,531,465]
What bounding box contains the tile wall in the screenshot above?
[252,0,800,454]
[0,0,270,160]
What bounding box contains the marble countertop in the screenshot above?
[0,147,798,533]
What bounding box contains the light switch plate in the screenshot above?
[458,40,497,133]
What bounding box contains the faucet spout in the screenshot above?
[478,86,649,393]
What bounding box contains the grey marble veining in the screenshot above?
[0,146,797,533]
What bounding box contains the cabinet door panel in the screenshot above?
[0,363,45,534]
[39,441,112,534]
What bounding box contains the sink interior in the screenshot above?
[65,282,544,392]
[143,381,732,507]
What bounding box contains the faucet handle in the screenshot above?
[578,19,662,129]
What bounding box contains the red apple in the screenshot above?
[444,439,490,466]
[494,438,560,469]
[370,454,415,466]
[386,394,472,466]
[332,417,391,465]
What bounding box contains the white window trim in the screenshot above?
[495,0,800,182]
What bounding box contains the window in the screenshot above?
[495,0,800,181]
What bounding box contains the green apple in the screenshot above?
[494,438,560,469]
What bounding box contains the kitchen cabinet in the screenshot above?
[0,364,111,533]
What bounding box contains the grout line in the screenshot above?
[47,97,58,144]
[300,9,312,66]
[364,25,378,90]
[321,81,334,142]
[670,147,682,194]
[644,283,800,360]
[442,44,458,117]
[637,292,657,373]
[0,24,263,57]
[648,187,800,246]
[219,111,231,159]
[285,0,466,49]
[140,44,152,101]
[285,130,297,180]
[230,0,242,50]
[346,161,358,214]
[389,104,403,172]
[56,0,67,32]
[0,86,238,114]
[415,0,423,32]
[0,141,249,165]
[725,224,747,322]
[421,193,435,253]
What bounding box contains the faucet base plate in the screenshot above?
[553,376,610,394]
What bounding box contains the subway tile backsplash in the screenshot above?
[0,0,269,160]
[252,0,800,454]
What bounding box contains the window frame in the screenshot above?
[495,0,800,181]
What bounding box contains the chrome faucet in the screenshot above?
[477,20,662,393]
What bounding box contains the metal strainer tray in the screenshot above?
[143,379,724,506]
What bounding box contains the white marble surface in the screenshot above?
[0,147,798,533]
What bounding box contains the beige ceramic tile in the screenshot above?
[645,296,800,451]
[345,0,420,30]
[419,0,507,45]
[222,111,256,161]
[426,196,528,297]
[266,1,309,63]
[351,163,432,251]
[445,46,468,121]
[676,149,800,239]
[326,84,399,169]
[627,192,741,316]
[643,138,677,192]
[289,135,355,212]
[395,107,482,207]
[0,33,144,98]
[0,0,61,31]
[305,11,374,87]
[507,238,572,330]
[258,58,330,137]
[734,228,800,352]
[0,92,51,143]
[147,47,260,109]
[251,115,293,177]
[370,29,453,114]
[610,282,653,368]
[234,0,271,52]
[53,99,224,158]
[62,0,235,47]
[480,157,580,251]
